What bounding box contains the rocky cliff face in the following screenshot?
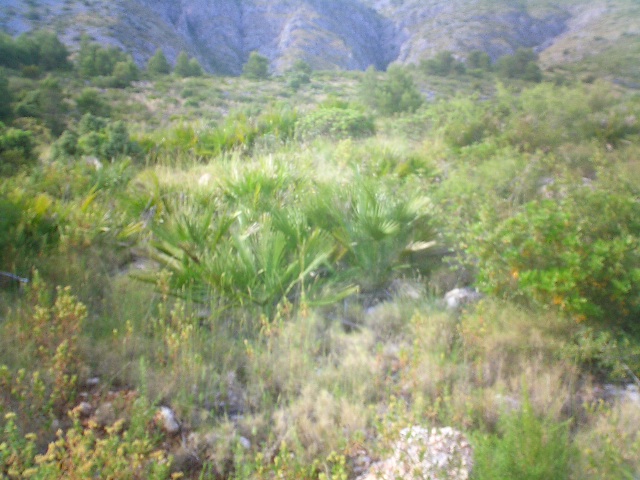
[0,0,629,74]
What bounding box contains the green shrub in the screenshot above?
[75,87,111,117]
[360,65,423,115]
[422,51,466,76]
[76,35,127,78]
[0,190,59,266]
[295,107,374,140]
[286,60,312,90]
[0,73,10,120]
[496,48,542,82]
[0,125,35,176]
[436,95,496,148]
[468,188,640,327]
[174,51,204,78]
[242,51,270,80]
[473,392,574,480]
[146,48,171,76]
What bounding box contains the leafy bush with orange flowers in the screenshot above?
[468,186,640,329]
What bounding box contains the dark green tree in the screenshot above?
[496,48,542,82]
[187,58,203,77]
[111,58,139,87]
[174,51,191,77]
[102,120,133,159]
[422,51,465,76]
[147,48,171,75]
[75,88,111,117]
[0,33,22,69]
[0,73,11,120]
[77,35,126,78]
[38,75,68,136]
[242,51,270,80]
[32,31,70,70]
[467,50,492,71]
[286,59,312,89]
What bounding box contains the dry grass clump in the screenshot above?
[273,384,368,463]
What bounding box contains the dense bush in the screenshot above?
[286,59,312,90]
[468,188,640,328]
[0,124,35,176]
[75,88,111,117]
[146,48,171,76]
[0,31,70,71]
[14,75,68,136]
[0,73,11,120]
[295,106,374,140]
[422,51,466,76]
[361,65,423,115]
[174,51,203,77]
[242,51,270,80]
[466,50,492,71]
[496,48,542,82]
[76,35,127,78]
[473,393,574,479]
[51,114,138,161]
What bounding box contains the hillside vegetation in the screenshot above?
[1,28,640,480]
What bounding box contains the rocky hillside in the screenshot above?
[1,0,638,75]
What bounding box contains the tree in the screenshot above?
[32,31,70,71]
[174,51,204,77]
[243,51,270,80]
[0,73,11,120]
[38,75,68,136]
[496,48,542,82]
[147,48,171,76]
[467,50,492,71]
[422,51,465,76]
[76,35,126,78]
[174,51,191,77]
[111,58,139,87]
[75,88,110,117]
[0,33,21,69]
[187,58,203,77]
[286,59,312,90]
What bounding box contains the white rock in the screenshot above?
[198,173,212,186]
[85,156,103,170]
[238,436,251,449]
[444,287,483,310]
[158,406,181,434]
[358,426,473,480]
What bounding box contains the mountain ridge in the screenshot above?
[0,0,637,75]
